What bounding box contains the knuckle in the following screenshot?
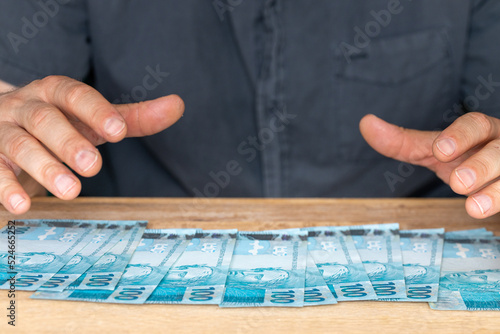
[29,105,56,129]
[0,93,25,120]
[64,83,94,107]
[0,180,17,199]
[6,133,33,159]
[465,112,492,134]
[88,105,108,124]
[31,76,71,102]
[36,160,60,181]
[490,186,500,203]
[28,78,44,91]
[58,135,85,160]
[90,100,118,123]
[37,75,66,91]
[471,159,490,180]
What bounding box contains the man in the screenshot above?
[0,1,499,218]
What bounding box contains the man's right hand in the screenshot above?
[0,75,184,215]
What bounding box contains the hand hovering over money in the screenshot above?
[360,113,500,219]
[0,76,184,215]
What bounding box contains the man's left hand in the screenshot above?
[360,112,500,219]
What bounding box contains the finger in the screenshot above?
[66,94,184,144]
[0,158,30,214]
[114,94,185,137]
[359,114,440,167]
[433,112,500,162]
[28,76,127,143]
[465,182,500,219]
[0,123,81,200]
[449,138,500,195]
[17,100,102,176]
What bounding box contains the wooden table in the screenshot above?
[1,197,499,334]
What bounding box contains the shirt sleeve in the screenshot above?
[461,0,500,116]
[0,0,90,86]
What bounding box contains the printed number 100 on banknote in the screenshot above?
[220,231,308,307]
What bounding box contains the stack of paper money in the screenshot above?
[1,220,499,310]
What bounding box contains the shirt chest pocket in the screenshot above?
[333,29,453,160]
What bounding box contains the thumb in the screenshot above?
[359,114,440,169]
[114,94,185,138]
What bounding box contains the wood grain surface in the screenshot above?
[0,197,499,334]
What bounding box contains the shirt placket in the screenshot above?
[255,0,285,197]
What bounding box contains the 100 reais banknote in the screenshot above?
[1,220,499,310]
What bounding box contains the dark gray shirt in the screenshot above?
[1,0,500,199]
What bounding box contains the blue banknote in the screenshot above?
[381,228,444,302]
[270,228,338,305]
[220,230,307,307]
[304,253,337,306]
[445,228,494,238]
[304,227,377,301]
[67,221,147,291]
[0,220,98,291]
[429,236,500,311]
[342,223,406,299]
[32,229,196,303]
[37,221,140,292]
[147,229,237,305]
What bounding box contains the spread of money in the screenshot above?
[1,219,499,310]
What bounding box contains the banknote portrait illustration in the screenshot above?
[404,264,441,284]
[440,270,500,290]
[316,263,367,283]
[118,264,166,285]
[226,268,302,289]
[91,254,118,270]
[0,252,62,272]
[161,264,224,285]
[362,261,402,281]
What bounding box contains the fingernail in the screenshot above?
[455,168,476,189]
[472,194,492,215]
[55,174,77,196]
[436,138,456,156]
[75,150,98,173]
[104,117,125,137]
[9,194,25,210]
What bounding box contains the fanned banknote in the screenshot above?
[220,230,307,307]
[67,221,147,291]
[32,229,196,303]
[147,229,237,305]
[341,223,406,299]
[0,220,97,291]
[37,221,139,292]
[274,228,338,305]
[304,253,337,306]
[304,227,376,301]
[429,236,500,311]
[381,228,444,302]
[445,229,494,238]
